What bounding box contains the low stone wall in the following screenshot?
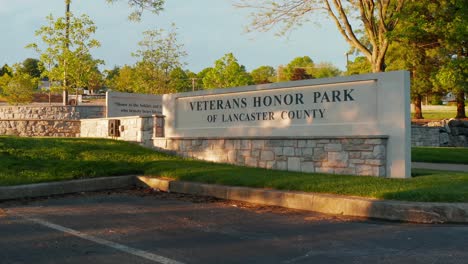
[153,137,388,177]
[0,105,105,120]
[0,105,105,137]
[81,116,154,143]
[0,120,80,137]
[411,119,468,147]
[411,126,448,147]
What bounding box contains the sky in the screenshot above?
[0,0,349,73]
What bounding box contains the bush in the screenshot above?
[2,73,37,105]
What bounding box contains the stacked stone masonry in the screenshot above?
[411,119,468,147]
[153,137,388,177]
[0,120,80,137]
[0,105,105,137]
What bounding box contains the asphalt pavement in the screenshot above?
[1,189,467,264]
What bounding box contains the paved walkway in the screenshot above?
[412,162,468,172]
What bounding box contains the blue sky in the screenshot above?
[0,0,349,72]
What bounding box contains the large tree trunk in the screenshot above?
[456,90,466,119]
[413,94,424,119]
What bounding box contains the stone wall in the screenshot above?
[0,120,80,137]
[79,115,388,177]
[81,116,154,143]
[411,119,468,147]
[0,105,105,137]
[0,105,105,120]
[411,126,447,147]
[153,137,388,177]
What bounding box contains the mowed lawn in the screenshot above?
[1,136,467,203]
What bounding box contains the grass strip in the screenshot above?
[1,136,467,203]
[412,147,468,164]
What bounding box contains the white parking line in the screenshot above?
[20,215,185,264]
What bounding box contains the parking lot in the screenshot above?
[1,189,467,264]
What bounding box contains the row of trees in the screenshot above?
[105,52,342,94]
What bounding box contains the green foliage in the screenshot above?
[435,59,467,93]
[196,67,212,89]
[111,65,134,92]
[251,65,276,84]
[132,61,165,94]
[346,56,371,75]
[132,24,187,93]
[312,62,341,78]
[0,74,12,96]
[168,67,191,92]
[22,58,42,78]
[281,56,314,81]
[290,68,312,81]
[0,64,12,77]
[106,0,165,21]
[1,66,37,105]
[27,13,101,93]
[429,94,443,106]
[202,53,253,89]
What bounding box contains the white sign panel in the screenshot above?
[176,81,377,129]
[106,91,162,117]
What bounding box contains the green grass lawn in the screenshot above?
[412,147,468,164]
[412,111,457,120]
[1,136,467,203]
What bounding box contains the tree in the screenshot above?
[385,0,441,119]
[27,13,101,99]
[67,53,104,94]
[1,65,38,105]
[0,64,12,77]
[290,68,312,81]
[431,0,467,118]
[104,66,121,89]
[285,56,314,80]
[112,65,135,92]
[186,70,202,91]
[237,0,405,72]
[22,58,42,78]
[132,61,165,94]
[168,67,190,92]
[196,67,212,89]
[346,56,372,75]
[278,56,315,81]
[202,53,253,89]
[436,58,467,118]
[132,24,187,93]
[0,73,12,96]
[312,62,341,78]
[251,65,276,84]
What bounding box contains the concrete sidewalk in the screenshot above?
[412,162,468,172]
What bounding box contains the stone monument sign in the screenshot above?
[162,71,411,178]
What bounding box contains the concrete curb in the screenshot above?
[0,176,135,201]
[136,176,468,224]
[1,176,467,224]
